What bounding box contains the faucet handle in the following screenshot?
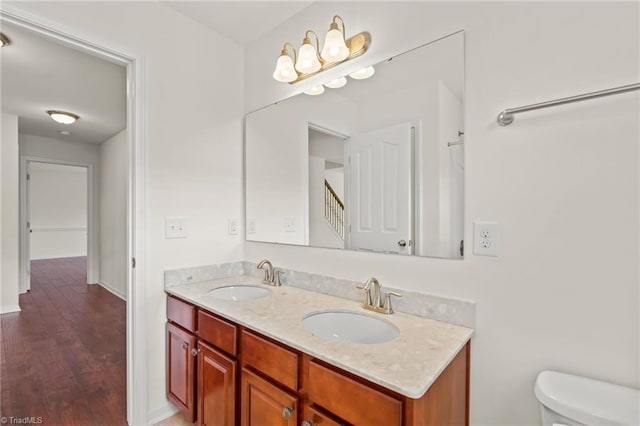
[382,292,402,314]
[273,269,284,286]
[356,282,373,306]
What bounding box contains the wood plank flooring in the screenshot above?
[0,257,127,425]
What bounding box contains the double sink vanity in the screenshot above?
[165,261,474,425]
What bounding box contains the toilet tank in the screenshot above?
[535,370,640,426]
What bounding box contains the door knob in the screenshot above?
[281,407,293,419]
[397,240,407,247]
[182,342,189,350]
[301,421,315,426]
[191,348,200,357]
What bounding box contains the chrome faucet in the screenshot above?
[256,259,283,286]
[357,277,402,314]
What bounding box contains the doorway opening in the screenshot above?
[1,7,146,424]
[25,161,90,290]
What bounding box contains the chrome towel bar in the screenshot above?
[497,82,640,126]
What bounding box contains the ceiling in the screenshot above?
[163,1,314,46]
[0,21,126,145]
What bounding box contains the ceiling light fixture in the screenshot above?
[273,15,371,85]
[47,110,79,124]
[0,33,10,47]
[349,66,376,80]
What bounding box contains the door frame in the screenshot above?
[20,158,95,290]
[1,6,148,425]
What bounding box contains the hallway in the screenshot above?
[0,257,127,425]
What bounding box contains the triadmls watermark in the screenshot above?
[1,417,44,425]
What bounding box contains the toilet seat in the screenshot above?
[535,371,640,426]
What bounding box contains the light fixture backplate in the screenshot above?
[289,31,371,84]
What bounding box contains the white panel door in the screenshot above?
[348,123,412,254]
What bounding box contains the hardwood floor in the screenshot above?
[1,257,127,425]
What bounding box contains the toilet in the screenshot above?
[535,370,640,426]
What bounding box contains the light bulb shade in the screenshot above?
[273,54,297,83]
[321,28,349,62]
[295,43,321,74]
[324,76,347,89]
[47,110,79,124]
[304,85,325,96]
[349,66,375,80]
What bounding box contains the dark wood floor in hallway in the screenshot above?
[1,257,127,425]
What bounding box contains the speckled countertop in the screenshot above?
[166,275,473,399]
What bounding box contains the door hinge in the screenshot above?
[27,173,30,181]
[132,257,136,268]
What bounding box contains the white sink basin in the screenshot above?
[302,310,399,344]
[208,285,271,301]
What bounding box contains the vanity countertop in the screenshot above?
[166,275,473,399]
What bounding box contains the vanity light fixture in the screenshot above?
[47,110,79,124]
[295,30,322,74]
[273,14,371,84]
[304,85,325,96]
[0,33,10,47]
[349,66,376,80]
[324,76,348,89]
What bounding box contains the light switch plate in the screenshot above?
[473,221,498,256]
[166,217,187,239]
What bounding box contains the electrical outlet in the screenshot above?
[228,219,239,235]
[247,219,256,234]
[165,217,187,239]
[474,221,498,256]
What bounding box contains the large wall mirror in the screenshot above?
[245,31,465,259]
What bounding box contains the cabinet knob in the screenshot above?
[190,348,200,357]
[182,341,189,350]
[281,407,293,419]
[301,421,315,426]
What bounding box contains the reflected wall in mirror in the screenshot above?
[245,31,464,259]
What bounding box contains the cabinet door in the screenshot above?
[198,341,236,426]
[301,403,344,426]
[241,368,298,426]
[166,322,196,422]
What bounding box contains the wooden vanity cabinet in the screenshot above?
[166,294,470,426]
[166,296,198,423]
[197,341,236,426]
[240,367,298,426]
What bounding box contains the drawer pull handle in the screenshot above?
[301,420,315,426]
[190,348,200,357]
[281,407,293,419]
[182,341,189,350]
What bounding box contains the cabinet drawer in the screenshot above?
[241,330,298,391]
[167,295,196,332]
[198,310,237,356]
[308,361,402,426]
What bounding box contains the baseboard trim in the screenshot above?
[147,402,180,425]
[94,280,127,301]
[0,305,22,314]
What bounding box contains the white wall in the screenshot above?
[29,162,87,260]
[19,134,100,283]
[6,2,245,420]
[1,113,20,313]
[99,129,127,300]
[245,2,639,425]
